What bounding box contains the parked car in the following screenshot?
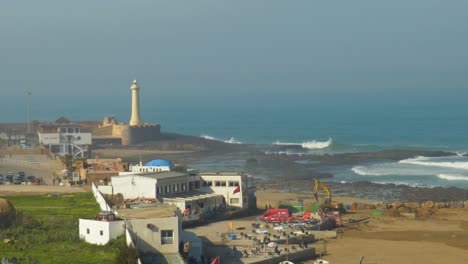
[6,172,14,183]
[265,214,295,224]
[26,175,36,183]
[14,175,25,185]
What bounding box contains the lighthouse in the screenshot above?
[129,80,143,126]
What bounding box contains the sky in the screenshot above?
[0,0,467,98]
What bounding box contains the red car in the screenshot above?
[265,214,294,223]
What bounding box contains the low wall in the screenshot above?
[92,183,115,213]
[85,172,119,185]
[250,248,316,264]
[306,230,337,239]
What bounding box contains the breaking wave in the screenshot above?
[437,174,468,181]
[273,138,332,149]
[351,166,386,176]
[399,156,468,170]
[200,134,242,144]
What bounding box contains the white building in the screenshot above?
[199,172,256,209]
[119,206,183,255]
[99,160,256,212]
[110,171,201,200]
[129,159,174,173]
[38,124,92,157]
[79,211,125,245]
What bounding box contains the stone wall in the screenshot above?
[125,125,161,145]
[93,125,113,136]
[92,123,161,146]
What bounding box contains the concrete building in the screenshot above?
[38,123,92,158]
[79,211,125,245]
[111,171,200,199]
[78,157,128,184]
[119,206,183,255]
[199,172,257,209]
[99,160,256,211]
[93,80,161,145]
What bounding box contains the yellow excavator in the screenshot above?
[313,178,345,214]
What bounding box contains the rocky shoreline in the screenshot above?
[93,132,468,202]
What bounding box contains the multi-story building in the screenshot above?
[199,172,257,209]
[98,159,257,211]
[38,123,92,157]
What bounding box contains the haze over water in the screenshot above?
[1,1,468,188]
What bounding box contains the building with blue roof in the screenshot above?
[145,160,174,167]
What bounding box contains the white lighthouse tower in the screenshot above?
[129,80,143,126]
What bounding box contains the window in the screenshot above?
[156,186,160,195]
[86,228,90,234]
[161,230,174,244]
[215,181,221,187]
[220,181,227,187]
[165,185,170,193]
[202,180,208,187]
[229,181,239,187]
[230,198,240,204]
[207,181,213,186]
[100,230,103,236]
[194,181,200,189]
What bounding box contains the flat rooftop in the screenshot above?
[113,171,188,180]
[199,172,249,176]
[162,191,223,201]
[117,205,178,219]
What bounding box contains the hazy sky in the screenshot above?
[1,1,467,98]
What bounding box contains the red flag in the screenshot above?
[211,256,219,264]
[182,208,190,215]
[233,185,240,195]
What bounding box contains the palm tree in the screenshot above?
[60,154,76,176]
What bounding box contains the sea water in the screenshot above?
[1,94,468,188]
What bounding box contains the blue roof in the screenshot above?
[145,159,174,167]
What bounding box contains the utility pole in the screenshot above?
[26,91,32,134]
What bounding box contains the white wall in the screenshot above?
[38,132,92,145]
[79,219,125,245]
[97,185,113,195]
[130,165,171,173]
[111,175,157,199]
[199,175,245,208]
[92,183,113,212]
[128,216,181,254]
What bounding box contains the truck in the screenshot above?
[261,208,294,223]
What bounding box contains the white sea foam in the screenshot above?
[437,174,468,181]
[351,166,385,176]
[264,150,303,156]
[399,156,468,170]
[273,138,332,149]
[200,134,242,144]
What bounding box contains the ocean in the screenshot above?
[2,94,468,188]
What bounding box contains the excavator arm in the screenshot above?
[313,178,332,203]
